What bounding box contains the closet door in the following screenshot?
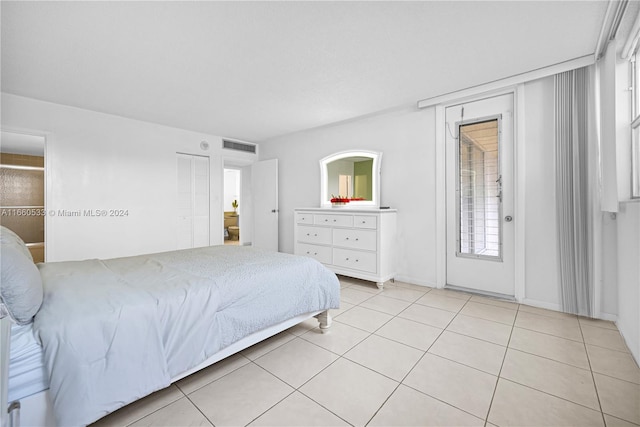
[177,153,210,249]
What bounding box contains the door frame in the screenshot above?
[1,126,51,261]
[435,85,526,302]
[223,157,254,246]
[222,166,243,243]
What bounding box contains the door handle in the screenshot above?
[271,209,279,213]
[505,215,513,222]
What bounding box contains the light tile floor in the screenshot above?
[91,277,640,427]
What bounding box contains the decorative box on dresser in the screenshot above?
[294,208,397,289]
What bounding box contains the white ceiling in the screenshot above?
[1,1,608,142]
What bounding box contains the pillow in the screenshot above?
[0,245,44,325]
[0,226,34,262]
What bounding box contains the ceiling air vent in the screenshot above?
[222,139,256,154]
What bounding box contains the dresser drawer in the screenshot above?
[314,214,353,227]
[354,215,377,229]
[296,243,332,264]
[297,225,332,245]
[296,212,314,224]
[333,229,376,251]
[333,248,377,273]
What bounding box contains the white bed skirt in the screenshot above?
[14,310,331,427]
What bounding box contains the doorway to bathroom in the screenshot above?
[224,168,241,245]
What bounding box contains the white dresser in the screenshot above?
[294,208,397,289]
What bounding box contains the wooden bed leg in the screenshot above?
[316,310,332,333]
[376,281,384,290]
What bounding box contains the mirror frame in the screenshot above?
[319,150,382,208]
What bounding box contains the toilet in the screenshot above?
[228,225,239,241]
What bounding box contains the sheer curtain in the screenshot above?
[555,66,594,316]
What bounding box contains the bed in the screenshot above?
[0,226,340,427]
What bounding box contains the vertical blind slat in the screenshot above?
[555,68,592,317]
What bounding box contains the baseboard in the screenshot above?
[597,312,618,322]
[445,284,516,301]
[520,298,562,312]
[393,275,436,288]
[521,299,619,322]
[618,327,640,366]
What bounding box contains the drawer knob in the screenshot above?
[362,221,366,223]
[325,219,328,222]
[306,251,310,254]
[355,259,359,262]
[345,237,350,240]
[355,238,359,241]
[333,219,336,222]
[314,252,318,255]
[306,233,310,236]
[346,258,349,261]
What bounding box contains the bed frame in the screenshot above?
[0,305,332,427]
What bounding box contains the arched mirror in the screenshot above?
[320,150,382,208]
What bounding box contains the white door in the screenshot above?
[445,93,514,296]
[177,153,210,249]
[251,159,278,251]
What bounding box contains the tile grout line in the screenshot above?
[357,282,440,425]
[510,335,638,384]
[175,354,254,396]
[123,388,187,427]
[245,361,301,426]
[482,302,519,426]
[578,314,608,427]
[363,287,462,426]
[291,341,366,426]
[262,281,392,427]
[504,345,595,372]
[583,340,635,356]
[397,382,487,425]
[366,293,494,425]
[183,392,217,427]
[487,307,615,421]
[244,358,354,426]
[511,324,586,344]
[496,377,607,415]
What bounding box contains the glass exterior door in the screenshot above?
[445,93,515,296]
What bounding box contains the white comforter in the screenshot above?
[34,246,340,426]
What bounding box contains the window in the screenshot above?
[457,118,501,258]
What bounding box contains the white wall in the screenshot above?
[1,93,257,261]
[261,107,438,286]
[521,77,561,308]
[600,214,619,317]
[615,202,640,362]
